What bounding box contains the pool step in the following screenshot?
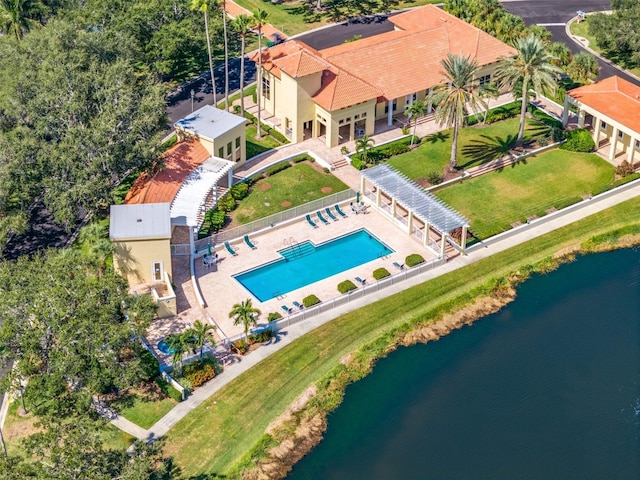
[280,241,316,261]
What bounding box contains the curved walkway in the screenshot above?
[118,177,640,441]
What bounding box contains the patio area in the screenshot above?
[195,205,437,338]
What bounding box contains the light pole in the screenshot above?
[191,89,195,113]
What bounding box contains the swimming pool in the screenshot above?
[234,229,393,302]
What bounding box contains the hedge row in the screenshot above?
[351,135,420,164]
[244,112,289,144]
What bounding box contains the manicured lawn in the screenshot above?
[163,195,640,477]
[246,124,283,159]
[387,117,549,180]
[435,150,615,239]
[231,162,349,224]
[109,391,177,429]
[234,0,326,35]
[101,424,137,451]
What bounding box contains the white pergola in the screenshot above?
[360,164,470,256]
[170,157,235,227]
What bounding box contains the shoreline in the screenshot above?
[240,234,640,479]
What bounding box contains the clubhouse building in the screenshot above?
[251,5,516,147]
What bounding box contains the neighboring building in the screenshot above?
[563,76,640,166]
[109,203,177,317]
[175,105,248,166]
[251,5,516,147]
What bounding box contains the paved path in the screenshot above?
[118,176,640,440]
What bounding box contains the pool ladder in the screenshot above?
[283,237,302,258]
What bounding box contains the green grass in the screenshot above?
[100,424,137,451]
[109,391,177,429]
[387,117,549,180]
[246,124,283,159]
[234,0,326,36]
[570,18,640,77]
[163,195,640,477]
[436,150,615,239]
[231,163,348,224]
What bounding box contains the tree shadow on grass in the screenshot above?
[459,134,518,168]
[422,131,450,144]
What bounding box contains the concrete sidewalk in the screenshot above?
[117,178,640,441]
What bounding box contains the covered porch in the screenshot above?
[359,164,470,258]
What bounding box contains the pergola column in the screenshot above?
[561,96,570,127]
[349,122,355,142]
[423,222,430,247]
[577,110,586,128]
[228,170,233,187]
[461,225,468,254]
[629,137,637,167]
[440,232,447,258]
[387,100,393,126]
[592,116,602,146]
[391,198,396,218]
[359,176,365,193]
[189,225,195,255]
[407,211,413,235]
[376,188,381,206]
[609,126,619,161]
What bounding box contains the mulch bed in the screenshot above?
[258,182,271,191]
[320,186,333,193]
[281,200,292,207]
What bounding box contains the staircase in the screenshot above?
[280,240,315,261]
[197,185,229,226]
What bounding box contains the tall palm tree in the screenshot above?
[166,330,195,376]
[404,100,428,146]
[219,0,230,111]
[252,8,269,139]
[192,319,215,361]
[191,0,217,106]
[232,14,252,117]
[229,299,261,340]
[355,135,375,164]
[431,53,488,172]
[495,34,560,144]
[0,0,46,40]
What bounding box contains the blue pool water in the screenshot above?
[234,229,393,302]
[157,339,176,355]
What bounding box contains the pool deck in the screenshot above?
[196,207,436,338]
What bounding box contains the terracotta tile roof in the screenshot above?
[568,76,640,134]
[273,50,328,78]
[320,5,515,101]
[251,41,307,79]
[313,68,381,111]
[124,140,210,205]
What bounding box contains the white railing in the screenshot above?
[223,256,446,344]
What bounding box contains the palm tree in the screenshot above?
[0,0,46,40]
[495,34,560,145]
[431,53,488,172]
[192,319,215,361]
[252,8,269,139]
[166,330,195,376]
[232,14,252,117]
[355,135,375,164]
[229,299,261,340]
[191,0,217,106]
[404,100,428,146]
[219,0,230,111]
[568,52,599,83]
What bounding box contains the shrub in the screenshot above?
[548,126,566,143]
[615,160,634,178]
[302,294,321,308]
[340,146,349,155]
[269,128,289,144]
[405,253,425,267]
[156,377,183,402]
[382,142,410,156]
[373,267,390,280]
[267,312,282,322]
[351,158,367,170]
[245,111,257,124]
[530,107,563,129]
[323,167,330,173]
[183,361,216,388]
[230,182,249,200]
[425,172,443,185]
[137,347,159,382]
[337,280,357,294]
[291,153,312,163]
[401,125,410,135]
[204,208,226,231]
[560,128,595,152]
[265,161,291,176]
[248,328,274,344]
[233,105,241,114]
[232,339,249,355]
[217,193,236,212]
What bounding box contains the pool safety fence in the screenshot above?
[224,256,446,344]
[171,189,356,255]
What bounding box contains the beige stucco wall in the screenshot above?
[113,237,172,286]
[212,124,246,166]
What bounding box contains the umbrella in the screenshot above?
[207,243,212,256]
[356,191,361,204]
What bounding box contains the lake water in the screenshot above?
[289,248,640,479]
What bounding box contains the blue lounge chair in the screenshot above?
[281,305,292,314]
[393,261,404,271]
[355,276,366,286]
[306,214,318,228]
[224,241,237,256]
[317,210,329,225]
[325,207,338,221]
[293,300,304,310]
[244,235,256,250]
[335,204,347,218]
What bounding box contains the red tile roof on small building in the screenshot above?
[124,140,210,205]
[251,5,515,111]
[568,76,640,134]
